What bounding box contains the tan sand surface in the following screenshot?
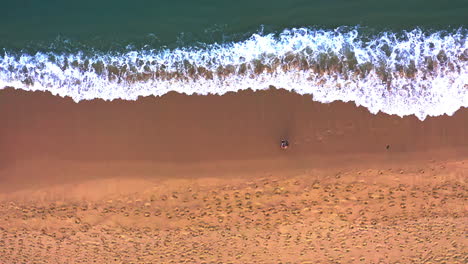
[0,88,466,263]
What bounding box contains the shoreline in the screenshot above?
[1,87,466,194]
[1,87,467,161]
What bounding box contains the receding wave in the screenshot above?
[1,27,467,120]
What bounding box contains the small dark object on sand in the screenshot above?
[281,140,289,149]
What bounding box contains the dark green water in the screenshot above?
[1,0,467,49]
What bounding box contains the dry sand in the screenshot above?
[0,87,467,263]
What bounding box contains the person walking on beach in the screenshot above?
[280,139,289,150]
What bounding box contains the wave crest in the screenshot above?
[1,27,467,120]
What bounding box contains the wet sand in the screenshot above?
[0,87,467,263]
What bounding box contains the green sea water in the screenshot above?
[1,0,467,49]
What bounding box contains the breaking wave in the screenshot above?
[1,27,467,120]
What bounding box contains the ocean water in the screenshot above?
[1,0,467,120]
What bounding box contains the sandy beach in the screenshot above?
[0,87,466,263]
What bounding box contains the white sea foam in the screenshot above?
[0,28,467,120]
